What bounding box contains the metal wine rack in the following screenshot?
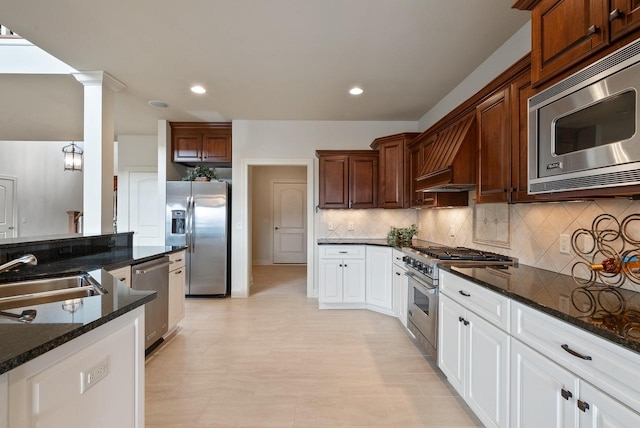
[570,213,640,320]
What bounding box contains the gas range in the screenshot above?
[402,244,516,285]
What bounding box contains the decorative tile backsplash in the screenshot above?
[417,198,640,292]
[318,209,417,240]
[317,198,640,293]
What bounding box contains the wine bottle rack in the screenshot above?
[570,213,640,317]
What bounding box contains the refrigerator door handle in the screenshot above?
[186,196,193,253]
[190,196,196,253]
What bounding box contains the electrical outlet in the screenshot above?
[559,234,571,254]
[328,222,335,231]
[449,224,455,237]
[348,222,354,231]
[80,357,109,394]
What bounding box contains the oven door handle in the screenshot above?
[404,271,438,292]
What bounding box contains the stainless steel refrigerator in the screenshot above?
[165,181,230,296]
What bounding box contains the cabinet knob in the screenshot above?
[586,25,599,36]
[609,8,623,21]
[561,389,573,400]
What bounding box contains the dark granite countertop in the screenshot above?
[0,245,186,374]
[318,238,436,248]
[443,264,640,355]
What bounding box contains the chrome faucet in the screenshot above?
[0,254,38,274]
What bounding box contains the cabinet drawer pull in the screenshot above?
[609,8,623,21]
[561,389,573,400]
[175,270,183,274]
[459,290,471,297]
[561,344,592,360]
[458,316,465,323]
[175,258,183,262]
[119,277,127,282]
[577,400,590,412]
[339,251,348,254]
[395,272,401,276]
[587,25,599,36]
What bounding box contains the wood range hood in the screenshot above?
[415,112,477,192]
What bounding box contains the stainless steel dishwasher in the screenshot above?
[131,255,171,351]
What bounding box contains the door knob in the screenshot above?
[275,227,280,230]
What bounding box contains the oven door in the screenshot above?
[406,271,438,358]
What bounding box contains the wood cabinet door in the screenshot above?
[349,155,378,209]
[408,142,425,207]
[202,135,231,162]
[172,133,202,162]
[476,88,511,204]
[378,139,405,209]
[531,0,608,86]
[510,70,535,202]
[609,0,640,41]
[318,155,349,209]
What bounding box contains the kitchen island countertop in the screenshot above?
[0,245,185,374]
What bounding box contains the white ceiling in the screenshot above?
[0,0,530,141]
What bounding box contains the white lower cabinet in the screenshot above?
[319,246,366,307]
[168,250,186,333]
[511,338,640,428]
[511,338,579,428]
[439,293,510,428]
[7,307,145,428]
[392,263,408,327]
[365,246,393,314]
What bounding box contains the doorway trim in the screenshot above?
[0,175,18,238]
[240,159,314,297]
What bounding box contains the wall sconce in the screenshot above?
[62,142,83,171]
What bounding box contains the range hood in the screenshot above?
[415,112,477,192]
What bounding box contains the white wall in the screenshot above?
[251,165,306,265]
[231,120,418,297]
[0,141,83,237]
[418,20,531,132]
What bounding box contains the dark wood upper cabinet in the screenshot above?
[407,139,428,208]
[510,70,536,202]
[476,88,512,203]
[170,122,232,164]
[609,0,640,41]
[317,150,378,209]
[370,133,419,209]
[530,0,609,86]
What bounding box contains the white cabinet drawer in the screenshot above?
[169,250,186,270]
[511,301,640,412]
[319,245,365,259]
[392,249,405,267]
[440,270,510,332]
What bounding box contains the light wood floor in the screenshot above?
[145,265,482,427]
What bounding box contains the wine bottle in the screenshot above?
[591,256,640,274]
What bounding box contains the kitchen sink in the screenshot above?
[0,273,107,310]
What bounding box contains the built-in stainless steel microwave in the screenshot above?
[529,38,640,194]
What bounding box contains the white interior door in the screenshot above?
[273,181,306,264]
[129,172,160,246]
[0,177,17,239]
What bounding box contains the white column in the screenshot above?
[72,71,126,234]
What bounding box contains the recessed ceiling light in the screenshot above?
[148,100,169,108]
[191,85,206,94]
[349,87,364,95]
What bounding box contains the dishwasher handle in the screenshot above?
[133,260,173,275]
